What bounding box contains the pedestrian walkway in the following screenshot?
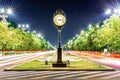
[0,71,120,80]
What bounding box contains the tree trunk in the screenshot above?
[2,43,6,51]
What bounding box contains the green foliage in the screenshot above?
[0,22,53,51]
[64,14,120,53]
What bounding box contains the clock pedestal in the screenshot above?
[52,30,66,67]
[52,48,66,67]
[52,9,67,67]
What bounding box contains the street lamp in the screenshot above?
[88,24,92,28]
[96,24,99,28]
[76,34,79,37]
[81,30,84,34]
[18,24,29,30]
[33,30,36,34]
[7,8,13,14]
[0,8,13,24]
[36,33,41,38]
[73,37,75,40]
[52,9,67,67]
[105,9,112,14]
[36,33,43,39]
[105,8,120,15]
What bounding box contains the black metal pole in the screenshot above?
[57,30,62,63]
[58,30,61,48]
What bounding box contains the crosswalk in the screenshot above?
[0,71,120,80]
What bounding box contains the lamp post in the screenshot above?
[0,8,13,25]
[52,9,67,67]
[18,24,29,30]
[105,8,120,15]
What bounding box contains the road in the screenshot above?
[0,51,120,80]
[0,70,120,80]
[0,51,55,71]
[66,51,120,70]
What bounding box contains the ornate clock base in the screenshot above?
[52,63,66,67]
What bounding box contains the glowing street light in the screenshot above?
[36,33,43,39]
[7,8,13,14]
[76,34,79,37]
[114,9,118,13]
[41,36,43,39]
[0,8,5,13]
[68,39,70,42]
[117,10,120,15]
[73,37,75,40]
[36,33,41,38]
[105,9,112,14]
[96,24,99,28]
[33,30,36,33]
[105,8,120,15]
[0,8,13,24]
[22,24,25,27]
[18,24,30,30]
[88,24,92,28]
[27,30,30,33]
[0,8,13,14]
[18,24,21,27]
[81,30,84,34]
[26,24,29,28]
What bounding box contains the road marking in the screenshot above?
[4,71,68,79]
[30,71,86,79]
[0,71,120,80]
[0,71,50,78]
[54,71,100,79]
[79,71,119,79]
[100,71,120,79]
[0,54,36,67]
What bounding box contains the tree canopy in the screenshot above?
[64,14,120,53]
[0,22,54,51]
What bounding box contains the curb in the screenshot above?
[4,68,115,71]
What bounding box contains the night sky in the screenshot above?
[0,0,117,46]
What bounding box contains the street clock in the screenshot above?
[53,9,66,29]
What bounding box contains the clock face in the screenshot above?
[53,14,66,27]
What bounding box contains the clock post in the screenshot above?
[52,9,67,67]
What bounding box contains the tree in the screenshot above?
[64,14,120,53]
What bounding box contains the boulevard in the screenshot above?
[0,0,120,80]
[0,51,120,80]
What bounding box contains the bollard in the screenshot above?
[45,60,48,65]
[67,60,70,65]
[0,51,2,56]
